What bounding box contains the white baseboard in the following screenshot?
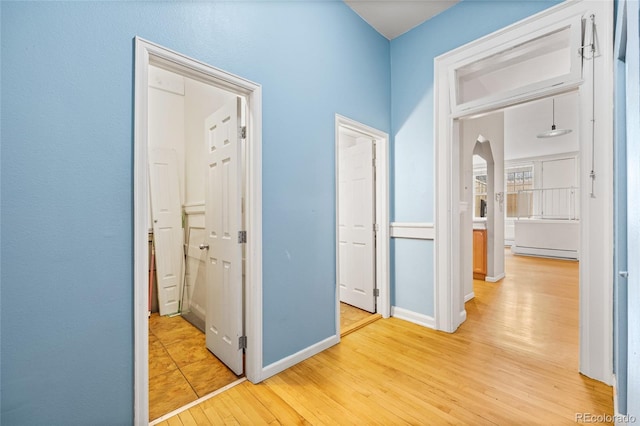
[485,273,505,282]
[261,334,339,381]
[459,309,467,325]
[391,306,436,329]
[464,292,475,302]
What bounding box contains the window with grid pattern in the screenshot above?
[506,166,534,218]
[473,165,534,219]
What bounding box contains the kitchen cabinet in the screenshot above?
[473,229,487,280]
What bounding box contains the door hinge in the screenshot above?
[374,288,380,297]
[238,230,247,244]
[373,223,379,232]
[239,335,247,350]
[239,126,247,139]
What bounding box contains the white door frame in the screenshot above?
[335,114,390,337]
[134,37,263,425]
[433,0,614,384]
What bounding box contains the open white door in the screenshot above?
[149,149,184,316]
[203,97,244,375]
[338,134,376,313]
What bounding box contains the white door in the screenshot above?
[338,134,376,312]
[149,149,184,316]
[203,97,244,375]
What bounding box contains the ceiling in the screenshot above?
[344,0,460,40]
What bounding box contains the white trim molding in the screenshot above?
[464,292,475,303]
[433,0,613,384]
[391,306,436,329]
[485,273,505,283]
[261,335,340,380]
[134,37,264,425]
[390,222,435,240]
[183,202,205,215]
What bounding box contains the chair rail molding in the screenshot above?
[390,222,435,240]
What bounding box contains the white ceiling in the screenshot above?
[471,92,579,166]
[344,0,460,40]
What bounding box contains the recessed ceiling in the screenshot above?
[344,0,460,40]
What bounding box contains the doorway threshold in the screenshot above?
[149,377,247,426]
[341,314,382,337]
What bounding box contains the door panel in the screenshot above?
[338,134,376,312]
[149,149,184,316]
[204,97,244,375]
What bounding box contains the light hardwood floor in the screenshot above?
[157,252,613,425]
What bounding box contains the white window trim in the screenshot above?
[449,13,583,115]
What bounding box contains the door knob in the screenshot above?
[619,271,629,278]
[199,243,209,250]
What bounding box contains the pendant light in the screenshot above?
[537,98,572,138]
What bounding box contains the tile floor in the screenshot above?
[148,313,240,421]
[340,302,373,330]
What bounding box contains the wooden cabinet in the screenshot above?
[473,229,487,280]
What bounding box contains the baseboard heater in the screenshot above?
[511,245,578,260]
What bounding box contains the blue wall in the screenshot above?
[388,0,561,317]
[0,2,3,417]
[0,2,389,424]
[392,239,435,316]
[5,0,620,423]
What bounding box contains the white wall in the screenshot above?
[148,65,186,204]
[503,94,580,258]
[472,92,581,247]
[504,91,579,161]
[462,112,505,299]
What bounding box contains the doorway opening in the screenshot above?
[134,38,263,425]
[146,64,246,421]
[334,115,390,338]
[463,92,580,299]
[434,0,614,383]
[462,93,581,331]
